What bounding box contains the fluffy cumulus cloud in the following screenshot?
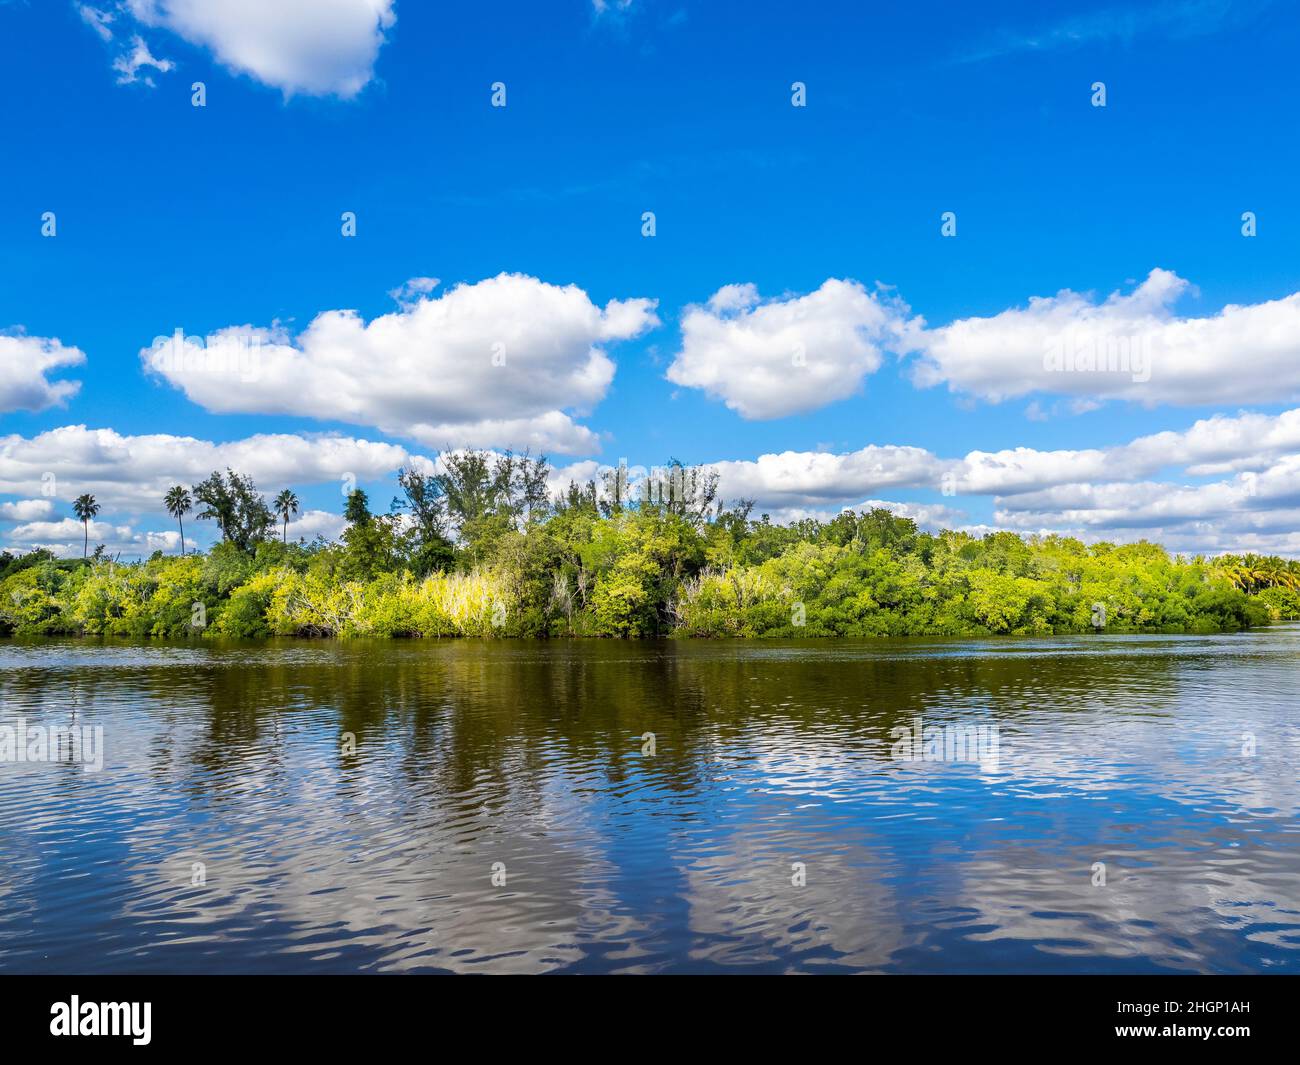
[668,271,1300,417]
[0,499,57,522]
[666,280,913,419]
[709,445,943,509]
[5,517,179,560]
[81,1,395,97]
[955,406,1300,496]
[142,273,659,455]
[910,268,1300,407]
[0,334,85,413]
[125,0,395,96]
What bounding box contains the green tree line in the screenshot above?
[0,453,1288,639]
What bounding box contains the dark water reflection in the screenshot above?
[0,630,1297,973]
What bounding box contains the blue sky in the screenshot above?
[3,0,1300,557]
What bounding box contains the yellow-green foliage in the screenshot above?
[217,569,285,637]
[0,565,69,634]
[255,568,516,637]
[0,556,212,637]
[674,567,784,636]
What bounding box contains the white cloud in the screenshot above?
[551,446,944,512]
[0,334,85,413]
[112,32,175,85]
[994,479,1248,529]
[667,271,1300,416]
[9,517,125,544]
[992,451,1300,533]
[77,5,174,88]
[281,509,348,543]
[667,279,913,419]
[388,276,439,308]
[962,441,1300,556]
[957,406,1300,496]
[76,4,115,41]
[0,499,57,521]
[710,445,943,507]
[910,269,1300,407]
[957,446,1111,496]
[0,425,426,516]
[123,0,396,97]
[142,273,659,455]
[4,517,179,560]
[954,437,1300,555]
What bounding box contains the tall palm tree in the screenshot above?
[273,489,299,544]
[72,494,99,559]
[164,485,192,555]
[1259,556,1286,589]
[1241,555,1268,593]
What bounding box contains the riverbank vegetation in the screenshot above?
[0,453,1291,639]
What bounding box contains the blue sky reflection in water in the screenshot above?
[0,632,1296,974]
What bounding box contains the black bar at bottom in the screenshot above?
[1,974,1292,1052]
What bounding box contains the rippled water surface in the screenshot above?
[1,630,1297,973]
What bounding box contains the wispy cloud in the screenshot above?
[112,33,174,86]
[75,3,113,42]
[959,0,1271,63]
[76,3,175,88]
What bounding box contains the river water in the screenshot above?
[1,630,1297,973]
